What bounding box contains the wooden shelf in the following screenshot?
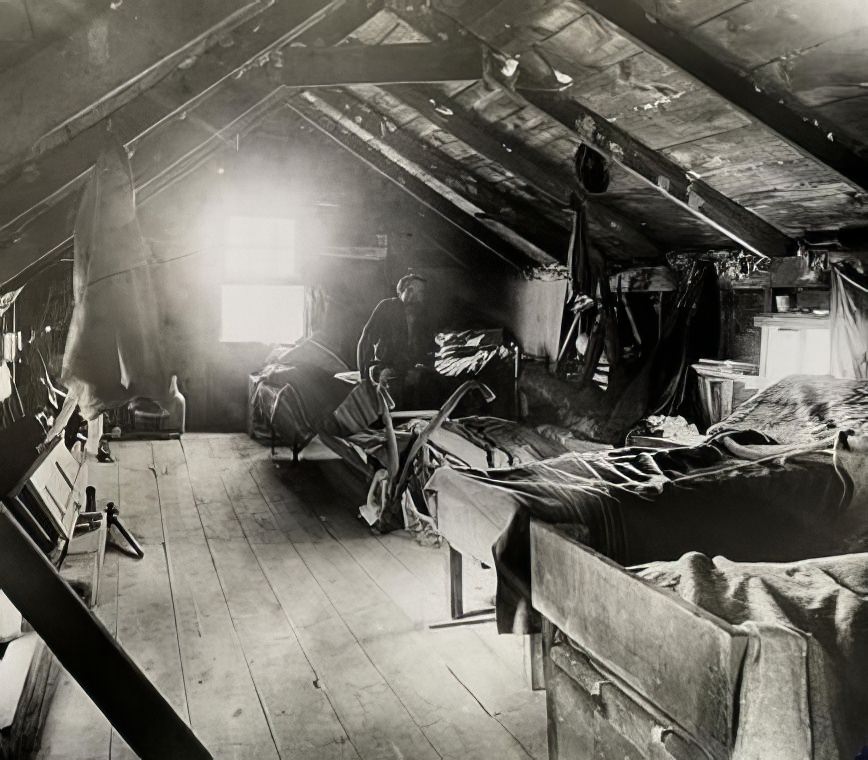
[753,312,830,329]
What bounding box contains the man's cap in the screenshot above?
[396,273,426,295]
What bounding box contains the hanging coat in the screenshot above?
[62,137,169,418]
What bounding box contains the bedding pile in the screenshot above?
[434,329,511,377]
[425,430,868,632]
[248,338,356,446]
[708,374,868,443]
[639,551,868,759]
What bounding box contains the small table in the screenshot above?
[692,361,762,427]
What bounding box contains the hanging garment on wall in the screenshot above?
[831,262,868,379]
[602,261,720,441]
[0,288,22,318]
[62,137,169,418]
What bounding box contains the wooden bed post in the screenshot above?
[448,545,463,619]
[528,633,545,691]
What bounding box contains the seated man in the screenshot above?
[356,273,440,409]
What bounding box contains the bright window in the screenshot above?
[220,215,304,343]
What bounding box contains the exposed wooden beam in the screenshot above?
[288,91,555,268]
[0,93,287,291]
[0,0,373,236]
[574,0,868,195]
[521,89,797,258]
[0,2,384,290]
[275,42,483,87]
[390,3,798,257]
[0,0,277,175]
[328,87,569,256]
[387,84,662,260]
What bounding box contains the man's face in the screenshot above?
[401,280,427,305]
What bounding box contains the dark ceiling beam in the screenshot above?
[574,0,868,195]
[387,84,662,260]
[288,91,556,268]
[0,1,385,290]
[0,0,366,237]
[0,92,287,292]
[0,0,275,176]
[386,4,792,257]
[521,89,797,258]
[275,42,482,87]
[389,3,797,257]
[328,88,569,256]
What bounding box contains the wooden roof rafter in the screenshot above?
[382,84,662,260]
[0,0,386,290]
[272,41,484,87]
[352,7,663,258]
[336,86,572,254]
[574,0,868,195]
[287,90,556,269]
[521,89,797,258]
[0,0,364,238]
[386,2,797,257]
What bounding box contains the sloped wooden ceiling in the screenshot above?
[425,0,868,238]
[5,0,868,288]
[335,9,738,256]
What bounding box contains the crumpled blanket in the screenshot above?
[708,374,868,444]
[425,431,868,633]
[252,365,351,449]
[639,552,868,760]
[434,329,510,377]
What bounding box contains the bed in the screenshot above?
[424,374,868,632]
[707,373,868,443]
[532,521,868,759]
[249,331,607,530]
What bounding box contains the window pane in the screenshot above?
[220,284,305,344]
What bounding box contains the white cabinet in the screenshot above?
[754,314,831,381]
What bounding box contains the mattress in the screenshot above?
[640,551,868,759]
[708,374,868,444]
[425,430,868,632]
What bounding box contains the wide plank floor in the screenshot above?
[38,434,547,760]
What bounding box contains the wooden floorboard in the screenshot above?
[208,539,360,760]
[110,546,188,760]
[38,434,547,760]
[252,541,441,760]
[299,476,546,759]
[114,442,164,546]
[167,538,280,760]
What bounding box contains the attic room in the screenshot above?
[0,0,867,758]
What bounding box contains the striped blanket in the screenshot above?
[425,430,867,632]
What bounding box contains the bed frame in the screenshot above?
[530,520,760,759]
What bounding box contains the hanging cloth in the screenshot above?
[567,145,610,299]
[569,145,615,378]
[62,136,170,418]
[830,262,868,379]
